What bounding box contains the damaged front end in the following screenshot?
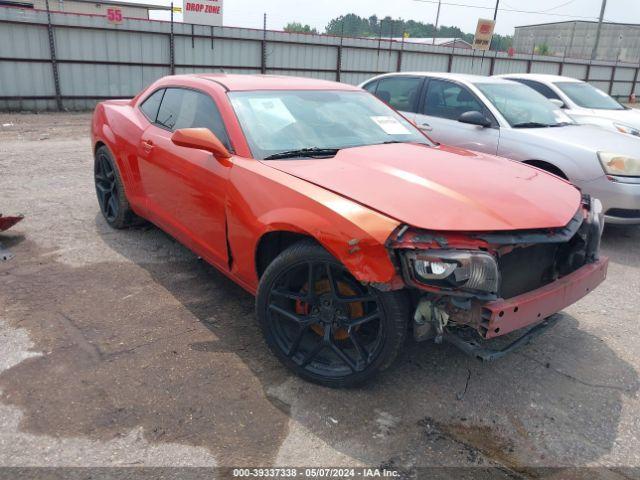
[388,195,608,360]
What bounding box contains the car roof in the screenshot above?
[496,73,583,83]
[188,73,361,92]
[366,72,515,85]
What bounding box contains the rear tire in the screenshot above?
[256,241,409,387]
[94,145,140,229]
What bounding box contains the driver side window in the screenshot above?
[156,87,231,150]
[422,79,484,121]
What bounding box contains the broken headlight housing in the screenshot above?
[401,250,500,296]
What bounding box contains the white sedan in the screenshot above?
[498,73,640,137]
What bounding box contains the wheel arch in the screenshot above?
[255,229,318,279]
[94,140,106,155]
[522,159,569,180]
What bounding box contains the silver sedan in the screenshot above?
[360,73,640,225]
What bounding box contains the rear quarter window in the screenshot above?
[374,76,422,112]
[362,80,378,94]
[139,89,165,122]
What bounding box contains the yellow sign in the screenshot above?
[472,18,495,50]
[172,6,182,12]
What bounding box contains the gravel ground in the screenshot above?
[1,112,640,478]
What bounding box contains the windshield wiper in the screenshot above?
[264,147,339,160]
[512,122,552,128]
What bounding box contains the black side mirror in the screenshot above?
[458,110,492,127]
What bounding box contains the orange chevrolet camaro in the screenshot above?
[92,74,608,386]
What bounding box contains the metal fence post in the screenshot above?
[609,64,616,95]
[396,34,404,72]
[44,0,63,110]
[170,2,175,74]
[261,13,267,74]
[336,22,343,82]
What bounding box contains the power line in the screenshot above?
[503,0,578,13]
[540,0,577,13]
[411,0,602,20]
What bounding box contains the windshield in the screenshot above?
[228,90,431,159]
[554,81,624,110]
[474,82,573,128]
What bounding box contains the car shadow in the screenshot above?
[0,216,637,473]
[601,224,640,268]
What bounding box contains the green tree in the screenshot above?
[283,22,318,34]
[325,14,373,36]
[535,43,551,55]
[322,13,512,51]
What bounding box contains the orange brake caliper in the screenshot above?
[295,279,364,340]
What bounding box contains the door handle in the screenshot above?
[142,140,154,152]
[419,122,433,132]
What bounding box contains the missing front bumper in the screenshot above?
[443,314,562,361]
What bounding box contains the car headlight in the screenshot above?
[598,152,640,177]
[403,250,499,295]
[613,123,640,136]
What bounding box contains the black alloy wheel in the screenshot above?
[257,241,409,387]
[95,149,119,223]
[94,145,139,229]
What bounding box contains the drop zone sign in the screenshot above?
[183,0,223,26]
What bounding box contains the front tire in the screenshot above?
[94,145,139,229]
[256,241,409,387]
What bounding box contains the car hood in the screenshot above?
[569,108,640,128]
[513,123,640,153]
[264,143,581,232]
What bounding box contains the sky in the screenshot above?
[146,0,640,36]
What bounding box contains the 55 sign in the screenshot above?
[106,7,123,24]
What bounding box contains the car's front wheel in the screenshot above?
[256,241,409,387]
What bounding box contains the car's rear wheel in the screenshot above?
[94,145,139,229]
[256,241,409,387]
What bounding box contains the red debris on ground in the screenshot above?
[0,214,24,232]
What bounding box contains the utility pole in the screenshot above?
[591,0,607,60]
[488,0,499,51]
[432,0,441,45]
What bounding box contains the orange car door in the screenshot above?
[138,87,232,270]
